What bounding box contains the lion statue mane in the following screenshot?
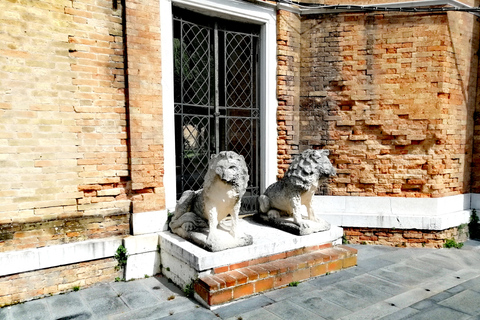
[258,149,336,231]
[169,151,250,250]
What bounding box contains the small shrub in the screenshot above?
[114,245,128,271]
[73,286,80,292]
[342,234,349,244]
[444,238,463,249]
[469,209,480,239]
[184,282,195,298]
[287,281,299,287]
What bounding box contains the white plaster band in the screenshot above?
[314,194,474,230]
[0,237,122,277]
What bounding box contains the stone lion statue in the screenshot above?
[257,149,336,234]
[169,151,252,251]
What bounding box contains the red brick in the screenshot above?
[327,260,343,273]
[292,268,311,282]
[274,272,294,288]
[210,289,233,305]
[311,263,327,277]
[255,277,275,293]
[233,283,254,299]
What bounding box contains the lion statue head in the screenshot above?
[284,149,336,191]
[204,150,249,194]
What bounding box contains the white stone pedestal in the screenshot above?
[159,218,343,290]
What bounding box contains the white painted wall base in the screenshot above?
[123,233,161,280]
[314,194,475,230]
[0,237,122,277]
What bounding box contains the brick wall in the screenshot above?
[277,10,479,197]
[124,0,165,213]
[0,0,132,251]
[0,257,121,307]
[276,10,302,177]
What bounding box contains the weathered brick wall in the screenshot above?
[0,257,121,307]
[277,10,302,177]
[125,0,165,213]
[294,11,479,197]
[0,0,143,251]
[343,225,469,248]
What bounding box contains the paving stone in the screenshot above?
[0,307,10,320]
[428,291,454,302]
[110,281,160,310]
[46,292,92,320]
[377,307,420,320]
[289,290,351,320]
[8,299,50,320]
[263,281,316,302]
[350,257,396,275]
[80,284,129,317]
[439,290,480,315]
[406,305,470,320]
[214,295,274,319]
[353,274,407,296]
[369,264,435,287]
[384,288,435,309]
[308,269,356,287]
[410,299,437,310]
[335,278,389,304]
[159,306,218,320]
[338,301,400,320]
[447,285,468,294]
[320,287,372,312]
[224,307,282,320]
[110,298,196,320]
[461,276,480,293]
[264,299,326,320]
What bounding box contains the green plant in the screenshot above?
[443,238,463,249]
[115,277,124,282]
[114,245,128,271]
[73,286,80,292]
[166,267,170,272]
[184,281,195,298]
[469,209,480,239]
[342,234,349,244]
[144,274,150,278]
[287,281,299,287]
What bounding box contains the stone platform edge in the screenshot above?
[194,244,357,307]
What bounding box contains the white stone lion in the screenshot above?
[169,151,250,250]
[258,149,336,231]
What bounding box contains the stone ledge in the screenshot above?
[315,194,472,230]
[0,237,123,277]
[194,245,357,306]
[159,218,343,271]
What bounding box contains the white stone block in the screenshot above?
[132,210,169,235]
[125,251,161,281]
[159,219,343,272]
[124,233,159,255]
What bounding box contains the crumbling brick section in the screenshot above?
[276,10,302,178]
[344,226,468,248]
[125,0,165,213]
[0,257,122,307]
[194,244,357,306]
[297,12,478,197]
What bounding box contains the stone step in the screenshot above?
[194,245,357,307]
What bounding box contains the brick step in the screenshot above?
[194,245,357,306]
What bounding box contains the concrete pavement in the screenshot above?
[1,240,480,320]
